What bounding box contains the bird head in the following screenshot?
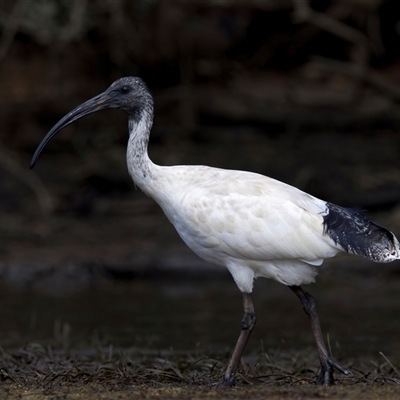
[30,77,153,168]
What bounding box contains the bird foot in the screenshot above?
[317,358,353,385]
[218,375,236,388]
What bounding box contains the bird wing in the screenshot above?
[160,166,340,265]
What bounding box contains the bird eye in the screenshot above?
[120,86,131,94]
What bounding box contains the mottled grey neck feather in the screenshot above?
[126,102,154,185]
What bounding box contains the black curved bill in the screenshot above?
[30,91,113,169]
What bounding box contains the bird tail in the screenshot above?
[323,203,400,263]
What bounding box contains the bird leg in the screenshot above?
[220,292,256,386]
[289,285,352,385]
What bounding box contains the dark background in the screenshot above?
[1,0,400,354]
[2,4,400,398]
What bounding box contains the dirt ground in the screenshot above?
[1,385,400,400]
[0,340,400,399]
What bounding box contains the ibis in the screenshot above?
[31,77,400,386]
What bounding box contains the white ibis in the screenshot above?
[30,77,400,386]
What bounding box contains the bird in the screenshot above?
[30,77,400,386]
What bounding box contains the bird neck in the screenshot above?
[126,107,155,189]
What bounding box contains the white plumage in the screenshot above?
[31,77,400,387]
[146,165,339,291]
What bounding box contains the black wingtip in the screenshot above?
[323,202,399,263]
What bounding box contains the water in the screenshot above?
[0,259,399,363]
